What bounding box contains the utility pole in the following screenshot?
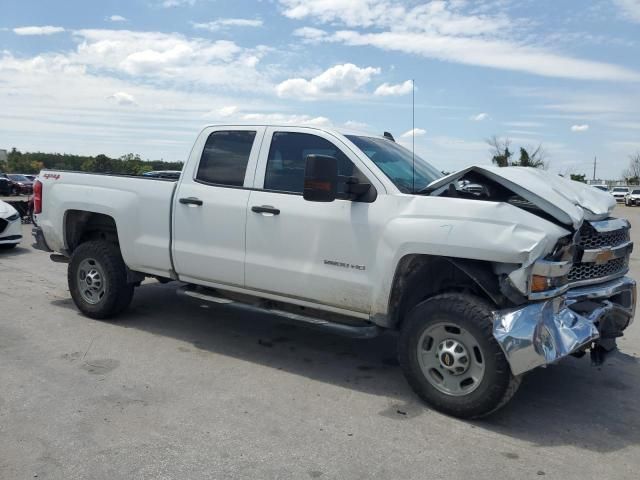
[593,156,597,181]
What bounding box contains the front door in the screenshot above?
[244,128,384,314]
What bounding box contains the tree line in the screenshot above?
[487,136,547,168]
[0,148,184,175]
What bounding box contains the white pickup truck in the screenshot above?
[32,125,635,418]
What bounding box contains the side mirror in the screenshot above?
[303,154,338,202]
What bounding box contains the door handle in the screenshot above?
[179,197,203,206]
[251,205,280,215]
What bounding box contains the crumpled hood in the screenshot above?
[427,165,615,229]
[0,200,18,218]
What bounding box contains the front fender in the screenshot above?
[369,197,570,323]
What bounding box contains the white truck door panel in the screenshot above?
[172,127,265,286]
[245,128,384,313]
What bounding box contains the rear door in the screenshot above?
[244,127,385,314]
[172,126,265,287]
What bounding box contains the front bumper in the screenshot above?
[0,217,22,245]
[493,276,636,376]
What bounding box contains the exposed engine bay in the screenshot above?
[438,171,562,227]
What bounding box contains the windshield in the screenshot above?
[633,190,640,194]
[7,174,29,182]
[613,187,628,192]
[345,135,443,193]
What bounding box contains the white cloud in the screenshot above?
[343,120,369,130]
[0,49,279,161]
[13,26,65,35]
[504,121,543,128]
[108,91,136,105]
[66,29,268,91]
[469,112,489,121]
[192,18,263,31]
[279,0,640,82]
[293,27,327,42]
[161,0,197,7]
[239,112,331,126]
[374,80,412,96]
[108,15,127,22]
[613,0,640,23]
[276,63,380,99]
[334,30,640,82]
[200,105,332,126]
[401,128,426,138]
[571,124,589,132]
[217,105,239,117]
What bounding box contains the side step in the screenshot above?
[177,285,382,339]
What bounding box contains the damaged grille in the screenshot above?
[576,222,629,249]
[567,220,630,283]
[0,218,7,234]
[567,257,627,282]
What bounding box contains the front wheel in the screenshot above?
[68,240,134,319]
[398,293,520,418]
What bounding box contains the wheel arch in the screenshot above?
[64,210,120,253]
[386,254,505,330]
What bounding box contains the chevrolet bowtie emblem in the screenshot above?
[594,247,615,265]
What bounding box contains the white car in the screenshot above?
[32,124,635,418]
[611,186,630,203]
[625,188,640,206]
[0,200,22,249]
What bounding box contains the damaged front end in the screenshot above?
[494,218,636,375]
[493,276,636,375]
[425,165,635,376]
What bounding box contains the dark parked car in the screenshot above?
[6,174,34,195]
[0,176,12,195]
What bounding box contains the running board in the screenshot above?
[177,285,381,339]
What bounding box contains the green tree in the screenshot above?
[94,154,112,173]
[487,136,512,167]
[2,148,183,176]
[570,173,586,183]
[622,152,640,184]
[514,146,546,169]
[487,137,547,169]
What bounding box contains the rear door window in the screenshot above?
[196,130,257,186]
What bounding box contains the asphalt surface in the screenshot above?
[1,206,640,480]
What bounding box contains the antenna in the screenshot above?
[412,78,415,193]
[593,155,597,181]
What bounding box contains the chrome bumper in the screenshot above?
[493,276,636,376]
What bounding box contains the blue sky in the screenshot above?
[1,0,639,177]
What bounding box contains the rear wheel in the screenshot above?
[68,240,134,319]
[398,293,520,418]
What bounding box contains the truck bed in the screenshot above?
[36,170,178,278]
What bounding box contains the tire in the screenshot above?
[398,293,520,419]
[68,240,134,319]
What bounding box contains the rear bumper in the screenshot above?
[493,276,636,376]
[31,225,53,252]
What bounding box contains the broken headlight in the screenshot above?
[529,237,576,295]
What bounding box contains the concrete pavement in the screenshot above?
[1,207,639,479]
